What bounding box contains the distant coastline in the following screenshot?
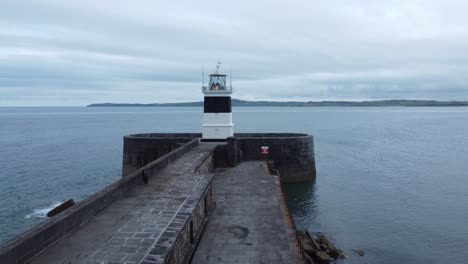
[87,99,468,107]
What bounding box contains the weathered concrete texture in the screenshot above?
[29,143,216,264]
[191,161,299,264]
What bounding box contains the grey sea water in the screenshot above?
[0,106,467,263]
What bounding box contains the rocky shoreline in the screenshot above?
[299,230,346,264]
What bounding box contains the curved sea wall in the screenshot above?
[123,133,316,182]
[233,133,316,182]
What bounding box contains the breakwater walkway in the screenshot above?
[192,161,299,264]
[1,140,303,264]
[30,144,216,264]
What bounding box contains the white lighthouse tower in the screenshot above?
[201,63,234,141]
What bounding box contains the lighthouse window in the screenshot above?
[209,75,227,91]
[204,96,232,113]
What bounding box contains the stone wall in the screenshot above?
[196,151,216,174]
[0,139,199,264]
[140,151,215,264]
[234,133,316,183]
[213,144,228,168]
[122,133,316,183]
[122,134,201,176]
[140,186,214,264]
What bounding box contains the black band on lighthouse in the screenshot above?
[204,96,232,113]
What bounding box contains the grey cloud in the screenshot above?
[1,0,468,105]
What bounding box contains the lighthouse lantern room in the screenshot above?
[201,63,234,141]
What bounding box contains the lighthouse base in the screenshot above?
[202,125,233,141]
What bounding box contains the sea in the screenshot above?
[0,106,467,263]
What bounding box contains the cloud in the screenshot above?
[1,0,468,105]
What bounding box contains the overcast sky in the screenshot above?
[1,0,468,106]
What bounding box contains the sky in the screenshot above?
[1,0,468,106]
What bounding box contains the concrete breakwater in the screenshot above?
[123,133,316,183]
[0,133,316,264]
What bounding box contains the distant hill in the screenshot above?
[87,99,468,107]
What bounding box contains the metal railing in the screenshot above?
[201,86,233,92]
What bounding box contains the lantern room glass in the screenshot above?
[209,74,227,91]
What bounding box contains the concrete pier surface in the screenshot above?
[3,141,303,264]
[192,161,299,264]
[29,144,216,264]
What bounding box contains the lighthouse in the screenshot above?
[201,63,234,141]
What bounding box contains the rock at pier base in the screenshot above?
[315,251,330,264]
[299,230,345,263]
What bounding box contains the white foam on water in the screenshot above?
[25,201,64,219]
